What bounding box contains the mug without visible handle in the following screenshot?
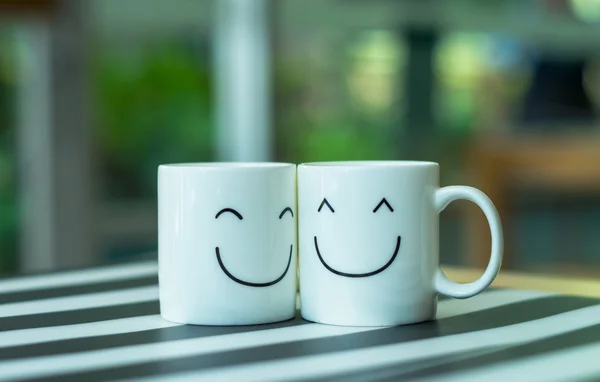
[159,162,298,326]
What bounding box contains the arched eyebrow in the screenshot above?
[215,208,243,220]
[373,198,394,213]
[279,207,294,219]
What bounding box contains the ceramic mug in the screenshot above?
[158,162,297,325]
[298,161,503,326]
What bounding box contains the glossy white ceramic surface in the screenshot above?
[158,163,297,325]
[298,161,503,326]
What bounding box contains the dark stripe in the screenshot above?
[318,347,505,382]
[381,323,600,381]
[0,315,307,360]
[436,287,506,302]
[0,301,159,332]
[27,295,599,382]
[0,277,158,304]
[438,287,505,302]
[0,257,156,281]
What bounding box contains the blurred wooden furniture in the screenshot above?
[0,0,56,15]
[465,131,600,270]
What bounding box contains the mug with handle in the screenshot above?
[159,162,297,325]
[298,161,503,326]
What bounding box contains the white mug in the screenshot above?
[158,163,297,325]
[298,161,503,326]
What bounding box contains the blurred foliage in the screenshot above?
[0,30,17,272]
[94,43,214,200]
[0,196,17,272]
[435,32,531,132]
[274,66,395,162]
[297,125,392,161]
[274,67,397,163]
[273,32,401,164]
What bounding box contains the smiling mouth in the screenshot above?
[216,245,293,287]
[314,236,401,278]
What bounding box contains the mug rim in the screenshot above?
[159,162,295,170]
[299,160,438,168]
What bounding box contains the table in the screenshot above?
[1,261,600,381]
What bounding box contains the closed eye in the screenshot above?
[318,198,335,213]
[215,208,243,220]
[373,198,394,213]
[279,207,294,219]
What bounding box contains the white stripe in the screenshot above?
[0,261,157,294]
[0,289,545,381]
[143,295,600,382]
[0,315,179,348]
[0,286,158,318]
[419,342,600,382]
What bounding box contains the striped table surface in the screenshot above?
[1,261,600,382]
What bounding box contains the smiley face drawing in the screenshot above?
[313,197,401,278]
[214,206,295,287]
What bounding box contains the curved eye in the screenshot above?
[215,208,243,220]
[318,198,335,213]
[279,207,294,219]
[373,198,393,213]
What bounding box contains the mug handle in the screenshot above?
[434,186,503,299]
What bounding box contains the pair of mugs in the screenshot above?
[159,161,503,327]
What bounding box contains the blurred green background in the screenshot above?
[2,0,600,277]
